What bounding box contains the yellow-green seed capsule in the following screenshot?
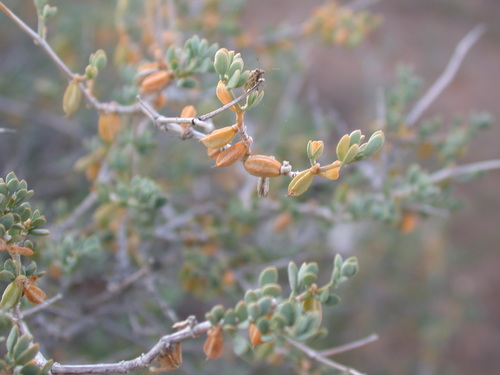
[0,276,24,310]
[62,79,82,117]
[91,49,107,71]
[287,169,314,197]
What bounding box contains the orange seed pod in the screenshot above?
[215,141,249,167]
[207,148,222,159]
[243,155,282,177]
[216,80,240,112]
[180,105,196,118]
[150,342,182,373]
[140,70,174,93]
[203,325,224,359]
[98,113,122,143]
[200,125,238,149]
[249,323,264,347]
[23,282,47,305]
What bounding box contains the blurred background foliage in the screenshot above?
[0,1,499,375]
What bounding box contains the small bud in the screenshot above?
[249,323,264,347]
[200,125,238,149]
[287,169,314,197]
[306,140,324,161]
[180,105,196,118]
[140,70,174,93]
[62,79,82,117]
[42,4,57,18]
[215,141,249,167]
[98,113,122,143]
[243,155,282,177]
[203,325,224,359]
[341,257,359,278]
[85,65,98,79]
[90,49,107,71]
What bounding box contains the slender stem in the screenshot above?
[390,159,500,199]
[405,24,485,126]
[319,333,379,356]
[50,321,211,374]
[84,264,150,311]
[20,293,63,318]
[286,338,366,375]
[429,159,500,183]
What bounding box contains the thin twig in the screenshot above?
[49,320,211,374]
[286,338,366,375]
[429,159,500,183]
[389,159,500,199]
[84,264,150,311]
[319,333,379,357]
[0,127,16,133]
[405,24,486,126]
[144,276,180,323]
[49,192,98,238]
[20,293,63,318]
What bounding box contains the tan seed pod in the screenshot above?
[140,70,174,93]
[249,323,264,347]
[243,155,282,177]
[400,211,417,234]
[150,342,182,373]
[215,141,249,167]
[63,79,82,117]
[98,113,122,143]
[216,80,240,112]
[203,325,224,359]
[207,148,222,159]
[23,278,47,305]
[180,105,196,118]
[153,93,167,109]
[200,125,238,149]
